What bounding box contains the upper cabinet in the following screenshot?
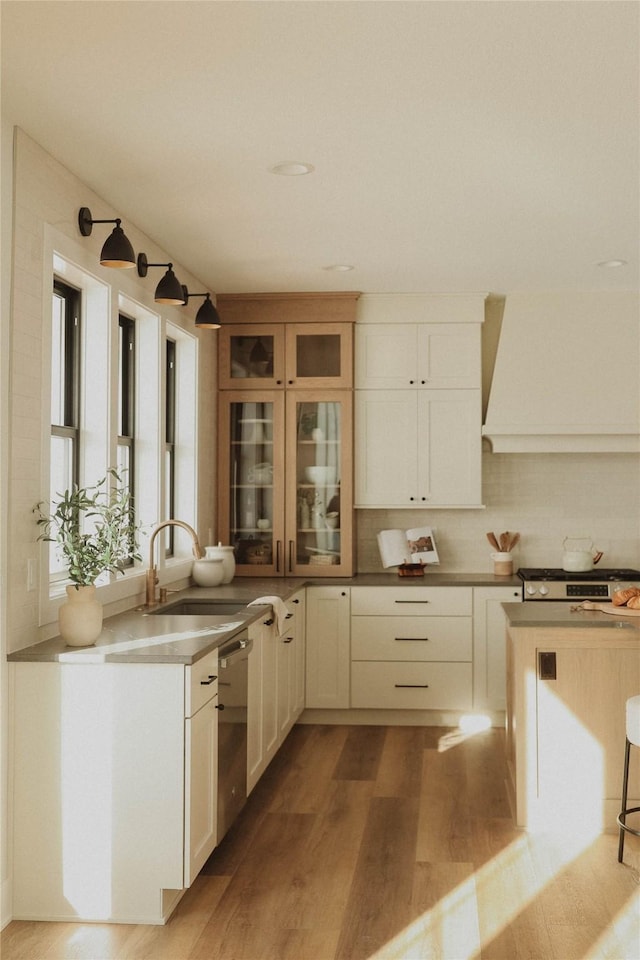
[217,293,358,391]
[356,322,481,390]
[354,294,485,509]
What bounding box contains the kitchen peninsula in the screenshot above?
[503,602,640,834]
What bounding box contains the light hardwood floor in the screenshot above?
[2,723,639,959]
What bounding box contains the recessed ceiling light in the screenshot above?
[270,161,314,176]
[597,259,628,268]
[322,264,355,272]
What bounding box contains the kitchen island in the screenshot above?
[503,601,640,833]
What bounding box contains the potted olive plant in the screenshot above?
[35,469,141,646]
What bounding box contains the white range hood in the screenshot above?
[483,292,640,453]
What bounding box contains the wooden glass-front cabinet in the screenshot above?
[216,293,359,578]
[218,322,353,390]
[217,390,353,576]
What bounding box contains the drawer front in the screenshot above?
[351,661,472,710]
[186,648,219,718]
[351,616,472,662]
[351,586,472,617]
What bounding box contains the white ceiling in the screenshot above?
[2,0,638,296]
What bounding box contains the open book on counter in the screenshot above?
[377,526,440,569]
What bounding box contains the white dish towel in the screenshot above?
[248,596,292,636]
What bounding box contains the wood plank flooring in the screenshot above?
[3,723,639,960]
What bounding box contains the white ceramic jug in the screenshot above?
[204,543,236,583]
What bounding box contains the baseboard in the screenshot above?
[1,875,12,930]
[299,707,505,727]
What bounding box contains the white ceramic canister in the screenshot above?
[204,543,236,584]
[491,551,513,576]
[192,556,225,587]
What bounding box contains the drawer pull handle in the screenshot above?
[200,675,217,686]
[395,683,429,689]
[264,618,274,626]
[283,637,293,644]
[395,637,429,642]
[394,600,430,604]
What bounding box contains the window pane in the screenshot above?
[116,443,130,480]
[49,434,74,578]
[51,291,66,426]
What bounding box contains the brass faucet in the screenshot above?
[145,519,204,606]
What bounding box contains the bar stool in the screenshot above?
[617,694,640,863]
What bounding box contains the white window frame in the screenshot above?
[39,228,200,628]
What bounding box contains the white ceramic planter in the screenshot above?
[58,584,103,647]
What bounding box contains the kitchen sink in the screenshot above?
[149,599,249,616]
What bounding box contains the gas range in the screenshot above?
[517,567,640,601]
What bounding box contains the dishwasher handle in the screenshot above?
[219,635,253,669]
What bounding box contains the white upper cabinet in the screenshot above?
[356,322,481,389]
[354,294,485,508]
[355,389,482,507]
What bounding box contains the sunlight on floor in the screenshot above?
[369,832,640,960]
[437,714,492,752]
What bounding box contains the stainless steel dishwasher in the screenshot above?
[216,630,253,841]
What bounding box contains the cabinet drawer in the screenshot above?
[351,661,472,710]
[186,649,219,718]
[351,586,472,617]
[351,616,472,662]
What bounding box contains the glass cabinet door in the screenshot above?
[285,323,353,389]
[218,324,285,390]
[219,394,285,575]
[287,391,353,576]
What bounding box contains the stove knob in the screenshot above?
[525,585,537,596]
[539,585,549,596]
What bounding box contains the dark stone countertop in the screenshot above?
[7,572,523,665]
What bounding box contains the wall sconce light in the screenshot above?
[136,253,185,305]
[78,207,136,268]
[181,286,222,329]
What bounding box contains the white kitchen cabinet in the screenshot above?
[350,586,473,710]
[356,322,481,389]
[305,586,351,709]
[472,586,522,712]
[11,658,214,924]
[184,649,219,886]
[351,661,472,710]
[355,388,482,507]
[277,588,306,739]
[247,613,277,792]
[290,589,306,721]
[247,592,306,795]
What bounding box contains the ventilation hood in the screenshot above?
[483,292,640,453]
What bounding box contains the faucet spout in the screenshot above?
[145,520,204,606]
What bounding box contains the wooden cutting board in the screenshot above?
[579,600,640,617]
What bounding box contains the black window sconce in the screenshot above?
[78,207,136,268]
[136,253,185,305]
[181,286,221,329]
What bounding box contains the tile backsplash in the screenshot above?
[356,450,640,573]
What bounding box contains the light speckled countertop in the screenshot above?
[8,572,523,665]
